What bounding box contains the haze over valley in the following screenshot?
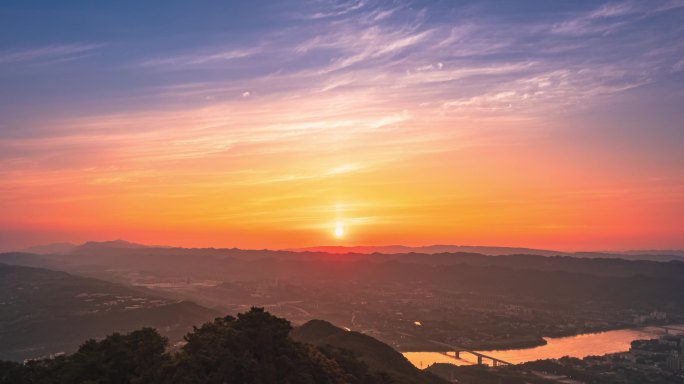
[3,240,684,382]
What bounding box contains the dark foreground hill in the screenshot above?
[0,263,218,361]
[292,319,445,384]
[0,308,447,384]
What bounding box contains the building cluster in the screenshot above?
[665,349,683,372]
[628,335,684,377]
[549,334,684,382]
[633,310,668,324]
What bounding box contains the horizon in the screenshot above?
[8,237,684,255]
[2,1,684,251]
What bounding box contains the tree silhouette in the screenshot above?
[0,308,398,384]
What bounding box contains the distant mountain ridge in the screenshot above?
[289,244,569,257]
[21,242,77,255]
[624,249,684,257]
[290,244,684,261]
[77,239,148,250]
[19,240,166,255]
[17,240,684,262]
[70,239,153,255]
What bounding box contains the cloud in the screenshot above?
[309,0,367,19]
[327,163,362,175]
[116,0,678,123]
[549,1,682,36]
[0,43,102,63]
[3,2,682,177]
[2,1,671,155]
[587,3,636,19]
[136,46,263,69]
[655,0,684,12]
[673,58,684,72]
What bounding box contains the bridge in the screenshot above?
[582,317,684,336]
[651,325,684,334]
[428,339,512,367]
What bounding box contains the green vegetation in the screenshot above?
[0,308,439,384]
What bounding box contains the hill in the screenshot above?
[0,263,218,361]
[21,243,76,255]
[291,319,446,384]
[293,245,684,262]
[0,308,430,384]
[70,239,150,254]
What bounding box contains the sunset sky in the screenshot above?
[1,1,684,251]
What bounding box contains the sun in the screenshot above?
[334,221,345,238]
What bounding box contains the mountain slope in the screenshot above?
[292,319,447,384]
[0,263,218,361]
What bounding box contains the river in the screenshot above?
[403,325,684,369]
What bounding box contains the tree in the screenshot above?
[0,308,399,384]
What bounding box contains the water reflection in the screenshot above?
[404,325,684,368]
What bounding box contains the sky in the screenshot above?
[1,0,684,251]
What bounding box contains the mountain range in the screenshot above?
[17,240,684,262]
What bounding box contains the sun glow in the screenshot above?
[334,222,345,238]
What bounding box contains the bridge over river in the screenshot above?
[427,339,512,367]
[405,323,684,369]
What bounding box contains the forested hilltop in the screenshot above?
[0,308,445,384]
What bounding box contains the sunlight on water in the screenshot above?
[404,325,684,369]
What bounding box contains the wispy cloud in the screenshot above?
[6,0,671,158]
[550,1,678,36]
[0,43,102,64]
[137,46,263,69]
[308,0,367,19]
